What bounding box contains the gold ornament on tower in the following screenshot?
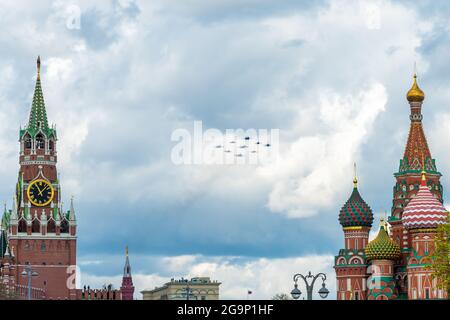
[406,74,425,102]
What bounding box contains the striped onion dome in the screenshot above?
[365,224,400,261]
[339,176,374,228]
[402,172,448,230]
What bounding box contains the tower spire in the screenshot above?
[421,152,426,185]
[123,246,131,277]
[120,246,135,300]
[353,162,358,188]
[399,73,434,174]
[27,56,49,133]
[69,195,76,221]
[37,55,41,80]
[380,215,386,229]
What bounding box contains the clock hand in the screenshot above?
[35,184,43,196]
[39,185,49,196]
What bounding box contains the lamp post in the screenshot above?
[290,271,329,300]
[21,265,38,300]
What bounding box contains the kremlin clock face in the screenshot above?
[27,179,54,207]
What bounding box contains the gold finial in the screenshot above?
[125,246,129,257]
[407,72,425,102]
[353,163,358,188]
[37,56,41,80]
[380,216,386,228]
[421,152,426,181]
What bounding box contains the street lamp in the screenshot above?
[318,282,330,299]
[21,265,38,300]
[291,271,329,300]
[290,284,302,300]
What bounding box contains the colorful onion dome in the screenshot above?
[365,221,400,261]
[339,173,374,228]
[407,74,425,102]
[402,171,448,230]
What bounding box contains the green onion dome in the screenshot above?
[339,177,374,228]
[365,223,400,261]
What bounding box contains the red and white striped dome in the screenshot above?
[402,173,448,230]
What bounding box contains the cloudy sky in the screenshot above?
[1,0,450,299]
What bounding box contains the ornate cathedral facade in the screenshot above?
[0,57,135,300]
[334,75,448,300]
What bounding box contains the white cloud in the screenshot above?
[264,84,387,217]
[80,254,335,300]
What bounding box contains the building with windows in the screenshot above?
[0,57,134,300]
[334,74,448,300]
[141,277,221,300]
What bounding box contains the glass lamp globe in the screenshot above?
[318,282,329,299]
[290,284,302,300]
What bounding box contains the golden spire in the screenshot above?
[421,152,426,182]
[126,246,129,257]
[353,162,358,188]
[37,55,41,80]
[407,73,425,102]
[380,216,386,228]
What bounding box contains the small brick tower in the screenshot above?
[365,219,401,300]
[402,169,448,299]
[120,246,134,300]
[334,165,374,300]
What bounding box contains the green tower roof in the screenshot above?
[20,56,56,138]
[365,223,400,261]
[339,169,374,228]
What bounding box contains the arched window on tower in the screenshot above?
[18,218,27,232]
[32,218,40,233]
[24,134,32,149]
[47,218,56,233]
[36,134,45,149]
[60,219,69,233]
[49,139,54,151]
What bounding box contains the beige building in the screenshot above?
[141,277,221,300]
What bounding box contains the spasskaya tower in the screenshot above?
[5,56,77,299]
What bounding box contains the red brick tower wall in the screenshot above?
[407,230,447,299]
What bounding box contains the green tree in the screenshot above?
[428,212,450,293]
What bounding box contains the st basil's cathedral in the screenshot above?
[334,74,449,300]
[0,58,135,300]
